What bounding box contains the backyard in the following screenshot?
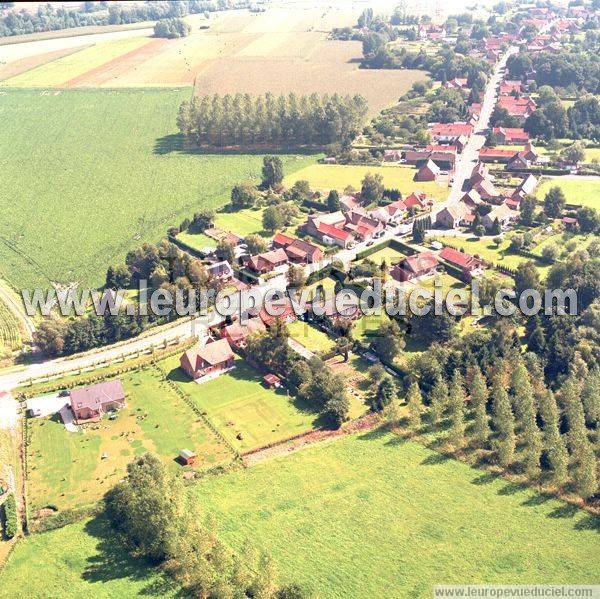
[536,177,600,209]
[287,319,335,354]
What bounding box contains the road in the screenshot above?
[0,50,515,393]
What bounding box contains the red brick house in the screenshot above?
[223,317,267,349]
[70,380,126,423]
[404,191,430,210]
[497,96,537,119]
[391,252,439,282]
[439,247,482,280]
[492,127,529,145]
[414,159,440,182]
[206,260,234,283]
[273,234,323,264]
[180,338,235,380]
[479,147,518,163]
[245,248,289,274]
[429,122,473,143]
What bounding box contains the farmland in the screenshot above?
[190,433,600,597]
[0,88,314,290]
[284,164,449,200]
[26,365,232,512]
[0,297,22,353]
[163,355,318,453]
[536,176,600,209]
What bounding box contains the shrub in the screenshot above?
[3,493,17,539]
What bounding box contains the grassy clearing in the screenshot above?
[191,432,600,597]
[283,164,448,200]
[1,38,151,87]
[162,355,318,453]
[26,365,231,512]
[287,319,335,354]
[0,88,315,289]
[536,177,600,209]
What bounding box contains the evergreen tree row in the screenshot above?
[176,92,368,149]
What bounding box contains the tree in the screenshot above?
[105,264,131,289]
[543,186,566,218]
[231,183,259,209]
[514,261,540,297]
[262,205,285,232]
[491,379,516,468]
[371,320,405,362]
[447,371,466,449]
[541,242,560,263]
[406,381,423,430]
[372,376,396,412]
[519,195,537,226]
[322,392,350,429]
[262,155,284,188]
[360,172,384,204]
[335,335,352,362]
[490,218,501,236]
[287,264,307,289]
[33,317,67,356]
[538,389,568,487]
[561,141,585,165]
[428,377,448,428]
[469,366,490,447]
[216,240,235,264]
[289,180,312,204]
[288,360,312,395]
[327,189,341,212]
[154,17,191,38]
[245,234,268,255]
[576,206,599,233]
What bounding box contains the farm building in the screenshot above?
[180,338,235,380]
[69,380,126,423]
[391,252,439,282]
[178,449,196,466]
[263,374,282,389]
[414,160,440,182]
[439,247,483,279]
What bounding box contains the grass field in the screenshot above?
[0,88,314,290]
[26,365,232,512]
[536,177,600,209]
[162,355,318,453]
[1,37,151,87]
[214,207,269,237]
[0,297,22,353]
[363,245,406,266]
[175,231,217,253]
[190,432,600,597]
[284,164,448,200]
[287,319,335,353]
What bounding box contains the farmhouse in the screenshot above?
[429,122,473,143]
[223,317,267,349]
[245,248,289,274]
[435,202,475,229]
[492,127,529,145]
[273,234,323,264]
[180,338,235,380]
[391,252,439,282]
[404,191,431,210]
[497,96,537,119]
[439,247,482,278]
[302,212,352,248]
[70,380,126,423]
[414,159,440,182]
[344,211,383,241]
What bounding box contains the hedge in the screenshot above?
[29,504,99,534]
[3,493,17,539]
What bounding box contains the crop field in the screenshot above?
[162,355,318,453]
[191,433,600,597]
[284,164,448,200]
[0,298,22,353]
[287,319,335,354]
[0,88,314,290]
[26,365,232,512]
[1,37,151,87]
[536,177,600,209]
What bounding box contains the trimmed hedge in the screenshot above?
[3,493,17,539]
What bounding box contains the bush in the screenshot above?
[3,493,17,539]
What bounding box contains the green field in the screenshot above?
[536,177,600,209]
[176,231,217,252]
[162,355,318,452]
[287,319,335,353]
[0,297,22,353]
[283,164,448,200]
[214,206,269,237]
[190,433,600,597]
[27,365,232,512]
[363,244,406,266]
[0,88,315,290]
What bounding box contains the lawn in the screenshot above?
[284,164,448,200]
[176,231,217,253]
[0,88,315,290]
[536,177,600,209]
[287,319,335,353]
[190,432,600,597]
[26,365,232,512]
[214,206,269,237]
[162,355,318,453]
[363,244,406,266]
[0,37,151,87]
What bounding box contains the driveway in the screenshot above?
[59,405,77,432]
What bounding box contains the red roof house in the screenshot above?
[497,96,537,118]
[430,122,473,142]
[404,191,430,210]
[391,252,439,282]
[492,127,529,145]
[70,380,126,423]
[245,248,289,274]
[180,338,235,380]
[223,318,267,349]
[439,247,482,275]
[479,147,518,163]
[414,159,440,182]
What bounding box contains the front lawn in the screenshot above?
[162,355,318,453]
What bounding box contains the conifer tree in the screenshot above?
[428,377,448,429]
[447,371,466,449]
[406,381,423,431]
[469,366,491,447]
[538,389,568,487]
[491,379,516,468]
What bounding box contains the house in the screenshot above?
[178,449,196,466]
[339,194,361,212]
[259,296,298,326]
[439,247,482,279]
[223,317,266,349]
[302,212,352,248]
[562,216,578,230]
[444,77,469,90]
[223,231,244,246]
[473,178,501,202]
[69,380,126,423]
[482,203,517,230]
[461,189,483,208]
[492,127,529,145]
[316,222,353,248]
[404,149,432,165]
[497,96,537,119]
[309,295,360,324]
[391,252,439,282]
[514,174,538,198]
[263,373,282,389]
[245,248,289,274]
[180,338,235,380]
[414,159,440,182]
[370,198,407,224]
[470,162,491,187]
[404,191,430,210]
[468,103,482,119]
[206,260,234,283]
[521,142,539,162]
[344,210,383,241]
[499,81,522,96]
[383,149,402,162]
[272,232,296,249]
[273,234,323,264]
[435,202,475,229]
[429,122,473,143]
[479,147,518,163]
[507,151,533,171]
